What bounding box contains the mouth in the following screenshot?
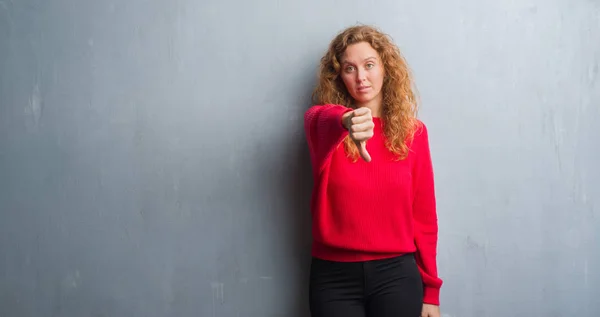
[357,86,371,92]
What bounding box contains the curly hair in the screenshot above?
[312,24,420,161]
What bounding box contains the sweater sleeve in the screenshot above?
[411,122,443,305]
[303,104,352,175]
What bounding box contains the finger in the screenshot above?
[342,111,354,130]
[353,107,371,116]
[349,121,374,133]
[358,142,371,162]
[351,112,372,124]
[352,131,374,141]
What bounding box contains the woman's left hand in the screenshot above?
[421,303,440,317]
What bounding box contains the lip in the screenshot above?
[357,86,371,92]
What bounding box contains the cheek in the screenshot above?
[374,68,385,86]
[341,74,354,89]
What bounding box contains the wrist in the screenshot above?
[423,286,440,306]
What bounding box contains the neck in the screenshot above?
[357,97,382,117]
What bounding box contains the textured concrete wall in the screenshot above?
[1,0,599,316]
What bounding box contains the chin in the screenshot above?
[354,96,374,104]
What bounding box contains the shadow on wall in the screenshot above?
[282,77,316,317]
[286,139,313,317]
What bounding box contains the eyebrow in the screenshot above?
[342,56,378,64]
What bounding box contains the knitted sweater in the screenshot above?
[303,104,443,305]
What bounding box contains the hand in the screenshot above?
[421,304,440,317]
[342,107,374,162]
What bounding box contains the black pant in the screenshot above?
[309,253,423,317]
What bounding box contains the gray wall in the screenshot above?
[1,0,599,316]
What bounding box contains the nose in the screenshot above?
[356,69,366,83]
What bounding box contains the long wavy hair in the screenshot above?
[312,25,420,161]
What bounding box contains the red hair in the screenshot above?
[312,25,420,160]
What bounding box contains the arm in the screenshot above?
[411,122,443,305]
[303,104,352,174]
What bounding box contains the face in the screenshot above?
[339,42,385,112]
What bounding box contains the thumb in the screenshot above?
[358,141,371,162]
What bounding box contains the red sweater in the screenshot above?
[303,104,443,305]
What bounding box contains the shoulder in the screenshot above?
[304,104,350,119]
[412,119,429,140]
[407,119,432,154]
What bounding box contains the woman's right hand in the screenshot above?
[342,107,375,162]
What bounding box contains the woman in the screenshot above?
[303,25,443,317]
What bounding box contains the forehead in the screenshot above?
[342,42,379,62]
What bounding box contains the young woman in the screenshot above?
[304,25,443,317]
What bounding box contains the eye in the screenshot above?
[366,63,375,69]
[345,65,355,72]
